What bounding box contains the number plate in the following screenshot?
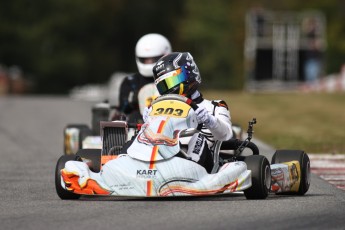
[150,100,191,118]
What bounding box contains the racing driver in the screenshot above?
[117,33,172,123]
[144,52,233,172]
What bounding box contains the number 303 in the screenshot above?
[154,108,183,116]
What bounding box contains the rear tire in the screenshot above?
[244,155,271,199]
[272,150,310,195]
[55,155,82,200]
[76,149,102,173]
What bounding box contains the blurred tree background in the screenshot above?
[0,0,344,94]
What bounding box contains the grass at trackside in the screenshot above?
[203,90,345,154]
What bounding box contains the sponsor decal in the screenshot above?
[137,169,158,177]
[110,182,134,191]
[155,62,164,72]
[193,134,204,155]
[270,161,301,193]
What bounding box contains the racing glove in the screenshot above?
[195,106,217,129]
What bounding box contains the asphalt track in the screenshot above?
[0,96,344,230]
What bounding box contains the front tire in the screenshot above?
[55,155,82,200]
[272,150,310,195]
[244,155,271,199]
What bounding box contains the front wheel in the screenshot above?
[244,155,271,199]
[272,150,310,195]
[55,155,82,200]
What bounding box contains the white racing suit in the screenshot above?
[181,93,233,172]
[143,91,233,172]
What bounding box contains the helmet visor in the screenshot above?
[155,68,188,95]
[138,55,163,64]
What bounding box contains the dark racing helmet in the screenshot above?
[152,52,201,96]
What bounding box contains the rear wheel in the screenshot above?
[76,149,102,173]
[272,150,310,195]
[55,155,82,200]
[244,155,271,199]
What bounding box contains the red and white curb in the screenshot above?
[309,154,345,191]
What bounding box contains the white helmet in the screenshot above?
[135,33,172,77]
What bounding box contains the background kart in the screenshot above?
[56,95,310,199]
[63,83,158,154]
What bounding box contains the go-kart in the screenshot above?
[63,84,243,155]
[55,94,310,199]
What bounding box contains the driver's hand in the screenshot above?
[143,106,150,123]
[195,106,217,129]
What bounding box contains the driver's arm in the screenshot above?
[195,100,233,141]
[209,103,233,141]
